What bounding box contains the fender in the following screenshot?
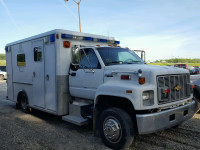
[95,82,142,110]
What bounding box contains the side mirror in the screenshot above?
[70,63,79,71]
[71,47,80,65]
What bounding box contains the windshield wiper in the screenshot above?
[124,60,141,64]
[106,61,123,65]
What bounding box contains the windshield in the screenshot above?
[97,47,144,66]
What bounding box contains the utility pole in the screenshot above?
[64,0,82,32]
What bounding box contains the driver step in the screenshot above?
[62,115,89,126]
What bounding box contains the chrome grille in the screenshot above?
[157,74,190,104]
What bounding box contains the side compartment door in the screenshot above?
[32,40,45,108]
[44,43,56,112]
[6,48,13,100]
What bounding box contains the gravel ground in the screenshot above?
[0,80,200,150]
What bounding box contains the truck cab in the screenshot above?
[68,46,200,149]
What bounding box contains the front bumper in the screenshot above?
[136,100,200,134]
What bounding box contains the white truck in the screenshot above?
[5,29,200,149]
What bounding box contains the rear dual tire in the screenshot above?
[17,93,29,113]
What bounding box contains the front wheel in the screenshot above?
[99,108,135,150]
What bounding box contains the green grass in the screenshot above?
[0,60,6,66]
[148,63,200,67]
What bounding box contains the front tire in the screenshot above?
[99,108,135,150]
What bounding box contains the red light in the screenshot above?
[121,75,130,80]
[163,88,170,93]
[192,85,195,89]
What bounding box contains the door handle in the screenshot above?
[70,73,76,76]
[33,72,36,77]
[46,74,49,80]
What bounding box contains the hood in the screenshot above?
[104,64,189,76]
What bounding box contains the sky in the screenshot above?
[0,0,200,61]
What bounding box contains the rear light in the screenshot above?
[192,85,195,89]
[96,45,101,47]
[121,75,131,80]
[139,77,145,84]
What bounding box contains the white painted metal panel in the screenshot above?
[6,48,13,101]
[32,39,45,108]
[44,43,57,112]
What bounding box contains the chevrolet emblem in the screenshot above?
[174,85,182,91]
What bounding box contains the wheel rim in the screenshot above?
[21,94,27,110]
[103,116,122,143]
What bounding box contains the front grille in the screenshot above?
[157,74,191,104]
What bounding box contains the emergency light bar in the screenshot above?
[60,33,120,44]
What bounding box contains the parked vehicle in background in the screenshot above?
[5,29,200,149]
[191,68,200,75]
[193,66,199,69]
[0,66,7,80]
[174,64,187,69]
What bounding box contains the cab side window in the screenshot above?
[79,48,101,69]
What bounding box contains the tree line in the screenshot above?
[0,54,6,60]
[155,58,200,63]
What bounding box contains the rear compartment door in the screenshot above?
[32,39,45,108]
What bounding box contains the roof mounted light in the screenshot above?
[5,46,8,52]
[84,37,93,41]
[115,41,120,44]
[61,34,73,39]
[50,34,55,42]
[98,39,107,43]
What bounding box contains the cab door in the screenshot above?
[69,48,104,100]
[32,40,45,108]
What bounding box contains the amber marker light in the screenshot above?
[63,41,71,48]
[56,34,59,39]
[139,77,145,84]
[126,90,132,93]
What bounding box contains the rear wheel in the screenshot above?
[0,74,4,80]
[19,93,29,113]
[99,107,135,150]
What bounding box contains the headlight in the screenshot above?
[142,91,154,106]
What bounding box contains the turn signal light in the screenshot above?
[139,77,145,84]
[63,41,71,48]
[121,75,130,80]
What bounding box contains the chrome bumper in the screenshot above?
[136,100,200,134]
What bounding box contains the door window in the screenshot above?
[79,48,101,69]
[17,54,26,66]
[34,47,42,62]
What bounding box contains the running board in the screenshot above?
[62,101,92,126]
[62,115,89,126]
